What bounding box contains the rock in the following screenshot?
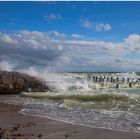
[0,71,50,94]
[65,134,68,138]
[17,133,21,137]
[0,130,4,138]
[38,134,42,138]
[12,126,19,131]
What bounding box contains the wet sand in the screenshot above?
[0,104,140,139]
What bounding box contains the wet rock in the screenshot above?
[12,126,19,131]
[0,130,4,138]
[0,71,50,94]
[65,134,68,138]
[38,134,42,138]
[17,133,21,137]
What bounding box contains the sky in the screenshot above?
[0,1,140,73]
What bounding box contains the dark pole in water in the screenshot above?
[92,76,95,82]
[127,78,129,83]
[99,76,102,82]
[116,84,119,89]
[129,82,132,88]
[110,77,113,82]
[95,76,98,82]
[116,77,119,82]
[102,76,105,82]
[122,77,125,82]
[107,77,109,82]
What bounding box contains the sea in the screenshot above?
[1,72,140,133]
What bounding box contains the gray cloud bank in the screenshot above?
[0,30,140,73]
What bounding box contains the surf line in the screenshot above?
[19,108,140,134]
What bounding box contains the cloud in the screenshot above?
[124,34,140,54]
[80,19,93,29]
[0,33,17,44]
[80,19,111,32]
[47,31,66,38]
[45,13,62,21]
[95,23,111,32]
[71,34,84,38]
[125,34,140,43]
[0,30,140,72]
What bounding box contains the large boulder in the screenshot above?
[0,71,49,94]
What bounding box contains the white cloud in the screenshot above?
[0,31,140,72]
[123,34,140,54]
[71,34,84,38]
[45,13,62,21]
[125,34,140,44]
[80,19,111,32]
[0,33,17,44]
[47,31,66,38]
[80,19,93,29]
[95,23,111,32]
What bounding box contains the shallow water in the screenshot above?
[1,72,140,133]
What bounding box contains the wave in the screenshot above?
[64,98,140,112]
[19,108,140,134]
[20,90,140,113]
[19,100,140,134]
[21,91,138,102]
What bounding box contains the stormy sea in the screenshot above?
[1,72,140,133]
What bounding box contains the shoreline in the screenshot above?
[0,103,140,138]
[20,108,140,135]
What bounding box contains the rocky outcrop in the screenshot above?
[0,71,49,94]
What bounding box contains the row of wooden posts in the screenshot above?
[87,75,139,88]
[87,75,138,82]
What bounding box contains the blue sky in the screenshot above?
[1,1,140,41]
[0,1,140,72]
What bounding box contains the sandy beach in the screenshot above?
[0,103,140,139]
